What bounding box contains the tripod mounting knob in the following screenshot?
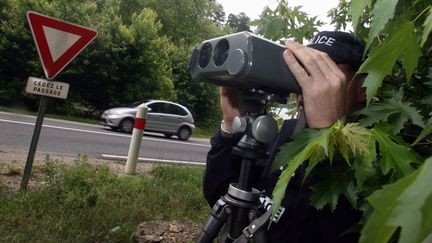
[232,116,247,133]
[232,115,278,145]
[252,115,278,144]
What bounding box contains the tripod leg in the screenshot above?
[232,207,272,243]
[228,207,250,240]
[196,199,231,243]
[252,226,270,243]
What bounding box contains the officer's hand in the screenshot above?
[283,40,348,128]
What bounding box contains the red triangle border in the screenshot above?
[27,11,98,80]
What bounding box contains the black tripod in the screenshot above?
[197,91,285,243]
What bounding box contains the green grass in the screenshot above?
[0,160,21,176]
[193,126,218,138]
[0,156,209,242]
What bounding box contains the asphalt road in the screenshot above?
[0,111,211,165]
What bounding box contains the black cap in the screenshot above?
[307,31,365,68]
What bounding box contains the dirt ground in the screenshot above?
[0,149,202,242]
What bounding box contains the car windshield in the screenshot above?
[127,100,149,108]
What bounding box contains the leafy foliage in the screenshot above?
[251,0,323,42]
[360,157,432,243]
[272,121,381,216]
[355,89,424,133]
[358,21,421,102]
[268,0,432,242]
[272,127,330,215]
[413,116,432,145]
[421,7,432,46]
[371,124,421,177]
[364,0,398,52]
[272,120,429,241]
[310,164,357,211]
[347,0,371,30]
[328,0,372,37]
[226,12,251,32]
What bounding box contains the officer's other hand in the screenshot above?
[220,87,241,133]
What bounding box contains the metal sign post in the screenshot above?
[20,96,47,191]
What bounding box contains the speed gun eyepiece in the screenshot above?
[188,31,301,96]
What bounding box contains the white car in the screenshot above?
[101,100,195,141]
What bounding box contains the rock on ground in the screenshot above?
[133,220,202,243]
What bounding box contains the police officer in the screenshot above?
[203,31,366,242]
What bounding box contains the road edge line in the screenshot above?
[100,154,205,166]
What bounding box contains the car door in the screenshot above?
[163,103,188,133]
[145,102,167,131]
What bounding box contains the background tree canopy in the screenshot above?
[0,0,234,128]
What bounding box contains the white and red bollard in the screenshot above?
[125,103,148,174]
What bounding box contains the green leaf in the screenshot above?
[303,147,327,182]
[400,30,422,82]
[253,0,321,42]
[348,0,370,30]
[421,7,432,47]
[341,123,375,158]
[372,124,420,177]
[344,124,377,187]
[272,122,378,217]
[272,128,328,173]
[262,16,285,41]
[418,192,432,243]
[359,22,418,102]
[365,0,399,52]
[271,144,315,218]
[357,91,425,133]
[360,157,432,243]
[352,155,378,188]
[271,127,330,218]
[412,117,432,145]
[310,165,357,211]
[328,121,348,162]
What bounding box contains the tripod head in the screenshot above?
[230,89,284,160]
[222,89,282,197]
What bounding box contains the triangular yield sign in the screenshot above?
[27,11,98,80]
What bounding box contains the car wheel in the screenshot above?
[120,118,134,133]
[164,133,173,138]
[177,127,191,141]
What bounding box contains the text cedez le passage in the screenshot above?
[32,80,65,96]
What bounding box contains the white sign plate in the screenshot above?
[25,76,69,99]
